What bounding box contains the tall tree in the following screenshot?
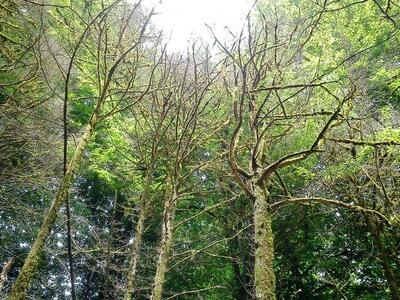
[7,1,158,298]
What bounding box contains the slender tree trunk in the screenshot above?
[253,183,276,300]
[124,165,155,299]
[65,194,76,300]
[102,190,118,299]
[8,117,97,300]
[151,185,178,300]
[124,200,148,300]
[63,63,76,300]
[0,257,13,294]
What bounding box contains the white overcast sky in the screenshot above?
[139,0,253,51]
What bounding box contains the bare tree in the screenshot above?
[208,4,394,298]
[150,43,223,300]
[8,1,159,298]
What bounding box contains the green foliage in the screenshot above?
[1,0,400,299]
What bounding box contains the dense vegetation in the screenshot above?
[0,0,399,299]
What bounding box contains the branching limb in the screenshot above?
[271,197,391,225]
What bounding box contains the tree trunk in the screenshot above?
[102,190,118,299]
[8,118,97,300]
[0,257,13,294]
[150,185,178,300]
[124,201,148,300]
[124,165,155,299]
[253,183,276,300]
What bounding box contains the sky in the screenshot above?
[140,0,253,51]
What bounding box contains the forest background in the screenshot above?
[0,0,399,299]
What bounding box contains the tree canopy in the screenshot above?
[0,0,399,299]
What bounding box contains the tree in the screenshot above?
[1,0,399,299]
[7,1,159,298]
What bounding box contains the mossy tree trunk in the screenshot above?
[124,200,148,300]
[0,257,13,295]
[8,116,97,300]
[150,183,178,300]
[102,190,118,298]
[124,162,156,299]
[253,183,276,300]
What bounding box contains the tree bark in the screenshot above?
[0,257,13,294]
[8,118,97,300]
[124,201,148,300]
[253,183,276,300]
[124,164,155,299]
[150,185,178,300]
[102,190,118,299]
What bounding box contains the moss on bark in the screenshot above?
[151,186,177,300]
[8,121,95,300]
[124,201,148,300]
[253,183,276,300]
